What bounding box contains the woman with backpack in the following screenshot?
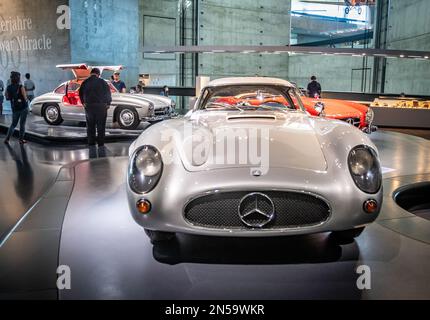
[4,72,29,144]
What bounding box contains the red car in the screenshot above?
[297,91,375,133]
[215,85,376,133]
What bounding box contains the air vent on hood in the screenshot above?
[227,115,277,121]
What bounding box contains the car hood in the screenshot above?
[112,93,156,107]
[170,111,328,173]
[128,93,172,109]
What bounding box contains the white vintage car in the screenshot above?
[127,77,383,244]
[30,64,175,130]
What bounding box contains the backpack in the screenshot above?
[8,85,28,111]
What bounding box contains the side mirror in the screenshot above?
[314,102,325,116]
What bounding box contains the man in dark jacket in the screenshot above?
[307,76,322,98]
[79,68,112,146]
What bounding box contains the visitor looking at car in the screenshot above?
[0,78,4,115]
[136,83,144,94]
[161,85,169,97]
[307,76,322,99]
[111,71,127,93]
[129,84,144,94]
[79,68,112,147]
[4,72,29,145]
[24,73,36,102]
[7,71,21,86]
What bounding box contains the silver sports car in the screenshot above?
[127,77,383,244]
[31,64,175,130]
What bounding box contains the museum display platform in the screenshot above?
[0,114,147,144]
[0,130,429,299]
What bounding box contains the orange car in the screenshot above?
[298,91,375,133]
[215,88,376,133]
[217,89,377,133]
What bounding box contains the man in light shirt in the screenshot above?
[24,73,36,102]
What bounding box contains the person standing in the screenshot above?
[0,78,4,115]
[111,71,126,93]
[161,85,169,97]
[136,83,144,94]
[307,76,322,99]
[4,72,29,144]
[24,73,36,102]
[79,68,112,147]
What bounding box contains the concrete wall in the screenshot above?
[139,0,181,87]
[70,0,140,89]
[288,54,373,92]
[0,0,70,95]
[198,0,291,79]
[383,0,430,95]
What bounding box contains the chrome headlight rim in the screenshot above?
[348,145,382,194]
[128,145,163,194]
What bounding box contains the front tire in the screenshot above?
[331,227,365,243]
[144,229,175,244]
[43,104,63,125]
[116,106,140,130]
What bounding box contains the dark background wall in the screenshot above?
[0,0,71,95]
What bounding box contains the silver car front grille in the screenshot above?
[342,117,361,127]
[155,107,171,116]
[184,191,331,230]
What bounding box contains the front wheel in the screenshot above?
[331,227,365,243]
[43,104,63,125]
[144,229,175,244]
[116,106,140,130]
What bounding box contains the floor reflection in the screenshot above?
[5,144,34,205]
[153,233,353,265]
[0,133,131,243]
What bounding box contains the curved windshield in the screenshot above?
[198,85,305,112]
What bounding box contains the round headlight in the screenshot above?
[348,146,382,194]
[135,147,162,176]
[350,148,374,176]
[129,145,163,194]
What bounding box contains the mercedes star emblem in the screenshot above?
[238,192,275,228]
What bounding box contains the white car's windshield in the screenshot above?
[198,85,305,112]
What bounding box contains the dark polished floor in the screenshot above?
[0,128,430,299]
